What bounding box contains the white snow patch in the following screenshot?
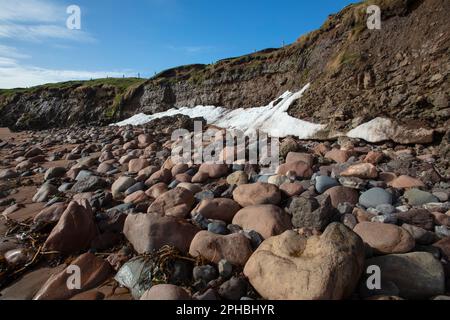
[112,105,227,127]
[113,83,328,140]
[347,117,434,144]
[347,118,394,143]
[112,85,431,144]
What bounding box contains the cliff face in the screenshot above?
[0,85,117,130]
[0,0,449,133]
[0,78,145,130]
[289,0,450,132]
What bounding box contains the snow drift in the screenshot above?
[112,84,434,144]
[113,84,326,139]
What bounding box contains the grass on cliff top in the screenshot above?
[0,77,147,119]
[150,47,282,86]
[0,77,147,98]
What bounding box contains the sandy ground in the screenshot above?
[0,129,49,232]
[0,128,14,140]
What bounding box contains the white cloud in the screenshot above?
[0,0,115,88]
[0,56,18,67]
[0,23,94,42]
[0,0,94,42]
[0,64,130,89]
[183,46,214,53]
[0,51,131,88]
[168,45,215,54]
[0,45,31,59]
[0,0,63,22]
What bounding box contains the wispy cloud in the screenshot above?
[0,23,94,42]
[0,0,63,22]
[0,0,94,42]
[0,46,131,89]
[168,45,216,54]
[0,57,18,67]
[0,1,117,88]
[0,45,31,59]
[0,62,131,89]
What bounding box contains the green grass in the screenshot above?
[99,78,147,118]
[188,72,207,85]
[84,77,147,91]
[0,77,147,98]
[0,88,29,99]
[104,94,124,118]
[328,49,361,73]
[341,52,361,65]
[300,68,311,83]
[151,48,280,86]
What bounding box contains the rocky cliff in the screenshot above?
[0,0,448,134]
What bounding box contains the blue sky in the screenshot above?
[0,0,356,88]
